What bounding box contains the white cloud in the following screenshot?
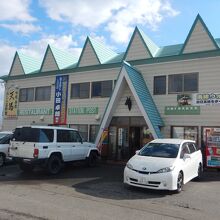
[0,43,17,76]
[39,0,179,44]
[0,0,35,21]
[0,23,42,35]
[20,34,81,59]
[39,0,126,28]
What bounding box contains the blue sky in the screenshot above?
[0,0,220,123]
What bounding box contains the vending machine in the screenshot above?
[203,127,220,168]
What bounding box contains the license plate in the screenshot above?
[139,177,147,184]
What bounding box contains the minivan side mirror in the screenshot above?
[135,150,140,155]
[183,153,191,159]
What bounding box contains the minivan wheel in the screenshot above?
[176,172,183,193]
[0,154,5,167]
[47,155,63,175]
[87,152,97,167]
[19,162,34,172]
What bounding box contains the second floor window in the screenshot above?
[71,83,90,99]
[35,86,51,101]
[168,73,198,94]
[92,80,112,98]
[19,88,34,102]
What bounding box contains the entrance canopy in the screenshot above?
[95,61,164,145]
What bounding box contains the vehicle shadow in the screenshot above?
[0,162,173,200]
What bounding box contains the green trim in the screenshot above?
[180,14,219,54]
[77,37,101,67]
[3,48,220,82]
[39,45,59,72]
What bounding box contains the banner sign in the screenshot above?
[18,108,52,116]
[53,75,69,125]
[165,106,200,115]
[68,107,98,115]
[193,93,220,105]
[5,88,18,117]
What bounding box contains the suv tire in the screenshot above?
[19,162,34,172]
[47,155,63,175]
[87,151,97,167]
[0,153,5,167]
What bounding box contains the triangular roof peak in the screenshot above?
[180,14,219,54]
[9,51,41,76]
[78,36,118,67]
[40,44,79,72]
[95,61,163,145]
[124,27,159,61]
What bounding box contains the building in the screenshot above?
[1,14,220,161]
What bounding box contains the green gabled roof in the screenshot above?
[105,52,125,64]
[137,27,159,57]
[49,45,79,69]
[88,37,118,64]
[180,14,219,54]
[124,27,159,60]
[17,52,41,74]
[123,61,164,138]
[156,44,183,57]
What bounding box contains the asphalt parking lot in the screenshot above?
[0,162,220,220]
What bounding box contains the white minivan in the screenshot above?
[9,126,99,174]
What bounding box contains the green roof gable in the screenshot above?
[180,14,219,54]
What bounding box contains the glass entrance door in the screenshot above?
[117,127,129,160]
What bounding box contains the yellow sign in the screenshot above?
[5,88,18,117]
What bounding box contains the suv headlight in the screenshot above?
[126,162,133,170]
[157,166,175,173]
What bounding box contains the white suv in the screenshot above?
[9,126,99,174]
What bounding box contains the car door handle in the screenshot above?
[72,145,76,147]
[57,146,61,148]
[43,146,48,149]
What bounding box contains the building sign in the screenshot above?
[177,94,192,106]
[5,88,18,117]
[53,75,69,125]
[193,93,220,105]
[165,106,200,115]
[68,107,98,115]
[18,108,52,116]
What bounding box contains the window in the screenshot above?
[70,125,88,141]
[154,76,166,95]
[168,73,198,93]
[71,83,90,99]
[92,80,112,97]
[35,86,51,101]
[13,127,53,143]
[19,88,34,102]
[180,144,190,158]
[172,126,198,143]
[188,143,196,154]
[89,125,99,143]
[57,130,81,142]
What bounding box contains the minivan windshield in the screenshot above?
[13,127,54,143]
[139,143,180,158]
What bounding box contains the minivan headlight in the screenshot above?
[126,162,133,170]
[157,166,175,173]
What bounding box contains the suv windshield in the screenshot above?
[13,127,54,143]
[139,143,180,158]
[0,134,12,144]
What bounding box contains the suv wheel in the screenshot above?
[47,155,63,175]
[87,151,97,167]
[0,153,5,167]
[176,172,183,193]
[19,162,34,172]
